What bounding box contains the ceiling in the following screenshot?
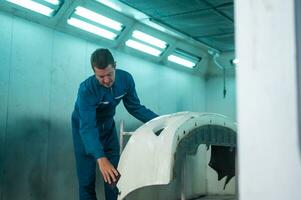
[0,0,236,73]
[118,0,234,52]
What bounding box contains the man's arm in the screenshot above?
[123,74,158,122]
[77,86,119,184]
[77,88,104,159]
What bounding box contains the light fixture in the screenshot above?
[132,30,167,49]
[125,30,167,57]
[68,6,125,40]
[167,49,200,68]
[44,0,60,5]
[95,0,122,12]
[6,0,62,17]
[6,0,53,16]
[67,18,117,40]
[168,55,195,68]
[125,40,162,57]
[74,6,123,31]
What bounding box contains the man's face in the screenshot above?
[94,64,116,88]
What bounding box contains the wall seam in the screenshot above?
[44,28,56,200]
[1,14,15,200]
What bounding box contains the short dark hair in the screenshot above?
[90,48,115,70]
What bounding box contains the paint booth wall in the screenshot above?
[205,75,236,121]
[0,11,207,200]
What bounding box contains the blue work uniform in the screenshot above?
[71,69,158,200]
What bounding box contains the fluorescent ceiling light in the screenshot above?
[168,55,196,68]
[75,6,123,31]
[132,30,167,49]
[126,39,162,57]
[44,0,60,5]
[68,18,117,40]
[6,0,54,16]
[96,0,122,12]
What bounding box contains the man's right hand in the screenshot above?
[97,157,119,184]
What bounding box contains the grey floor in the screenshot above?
[195,195,236,200]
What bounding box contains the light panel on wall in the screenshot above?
[95,0,122,12]
[125,30,168,57]
[132,30,167,49]
[6,0,63,17]
[44,0,60,5]
[168,49,201,69]
[125,39,162,57]
[68,6,124,40]
[67,18,117,40]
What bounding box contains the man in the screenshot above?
[71,48,158,200]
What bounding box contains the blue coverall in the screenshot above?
[71,69,158,200]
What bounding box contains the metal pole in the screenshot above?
[180,155,186,200]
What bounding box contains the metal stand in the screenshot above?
[181,155,186,200]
